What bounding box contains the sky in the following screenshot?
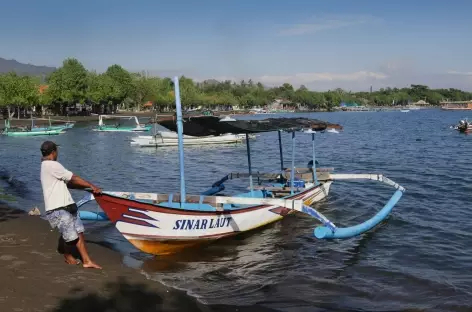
[1,0,471,91]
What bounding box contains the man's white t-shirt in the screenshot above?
[40,160,75,212]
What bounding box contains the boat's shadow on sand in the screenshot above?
[50,277,277,312]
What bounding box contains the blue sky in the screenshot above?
[1,0,471,90]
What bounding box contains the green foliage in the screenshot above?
[105,64,134,104]
[47,58,88,104]
[0,58,472,113]
[0,72,38,108]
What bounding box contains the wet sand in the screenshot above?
[0,205,275,312]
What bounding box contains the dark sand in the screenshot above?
[0,205,275,312]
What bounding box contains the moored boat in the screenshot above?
[30,117,75,132]
[1,120,64,136]
[77,77,405,256]
[93,115,152,132]
[130,131,254,147]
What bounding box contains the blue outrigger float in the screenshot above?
[77,77,405,255]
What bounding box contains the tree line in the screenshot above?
[1,58,471,117]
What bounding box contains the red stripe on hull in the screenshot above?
[120,217,155,228]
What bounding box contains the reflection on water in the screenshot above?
[1,111,472,311]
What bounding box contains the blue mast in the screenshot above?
[312,133,318,185]
[290,131,296,195]
[246,133,254,195]
[278,130,284,171]
[173,76,186,205]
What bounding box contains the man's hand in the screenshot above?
[91,185,102,194]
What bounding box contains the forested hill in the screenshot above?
[0,57,56,75]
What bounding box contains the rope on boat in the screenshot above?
[302,173,405,240]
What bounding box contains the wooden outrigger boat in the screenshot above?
[130,131,253,147]
[30,117,75,132]
[77,77,405,256]
[93,115,152,132]
[1,119,64,137]
[130,115,256,147]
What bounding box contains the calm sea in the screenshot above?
[1,109,471,311]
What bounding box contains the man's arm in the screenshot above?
[48,162,101,194]
[67,174,102,194]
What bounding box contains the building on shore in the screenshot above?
[267,98,297,111]
[410,100,430,107]
[440,100,472,110]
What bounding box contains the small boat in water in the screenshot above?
[30,117,75,132]
[76,77,405,256]
[94,115,152,132]
[130,131,254,147]
[452,119,472,133]
[400,109,410,113]
[1,120,64,137]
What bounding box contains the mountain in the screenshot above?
[0,57,56,75]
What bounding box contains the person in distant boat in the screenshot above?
[40,141,102,269]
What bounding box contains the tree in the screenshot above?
[129,74,155,111]
[0,72,38,118]
[47,58,88,114]
[104,65,133,111]
[2,57,472,117]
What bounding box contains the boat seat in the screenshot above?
[248,185,312,197]
[133,189,269,212]
[283,170,331,182]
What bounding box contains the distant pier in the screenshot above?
[441,100,472,110]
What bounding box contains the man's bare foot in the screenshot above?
[64,255,80,265]
[83,261,102,269]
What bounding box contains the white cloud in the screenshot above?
[447,70,472,76]
[256,71,388,86]
[278,14,381,36]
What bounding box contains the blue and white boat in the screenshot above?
[76,77,406,256]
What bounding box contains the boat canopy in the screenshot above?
[98,115,141,126]
[157,116,342,137]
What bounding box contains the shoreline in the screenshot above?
[0,203,275,311]
[1,106,438,127]
[0,109,330,127]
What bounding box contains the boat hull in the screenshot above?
[130,133,249,147]
[94,182,331,255]
[32,123,74,132]
[94,125,152,132]
[2,129,64,136]
[456,126,472,133]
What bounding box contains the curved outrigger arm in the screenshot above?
[296,174,405,239]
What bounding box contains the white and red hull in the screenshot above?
[94,182,331,255]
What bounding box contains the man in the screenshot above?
[40,141,102,269]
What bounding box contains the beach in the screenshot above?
[0,204,274,312]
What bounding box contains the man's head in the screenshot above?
[40,141,59,160]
